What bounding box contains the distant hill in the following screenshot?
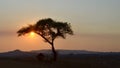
[0,49,120,59]
[31,49,97,54]
[0,50,36,58]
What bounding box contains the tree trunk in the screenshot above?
[51,43,57,61]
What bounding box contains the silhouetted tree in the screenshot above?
[17,18,73,61]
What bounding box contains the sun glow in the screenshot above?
[29,31,36,38]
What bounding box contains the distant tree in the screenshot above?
[17,18,73,61]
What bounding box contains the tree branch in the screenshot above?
[36,32,52,45]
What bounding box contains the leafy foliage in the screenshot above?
[17,18,73,44]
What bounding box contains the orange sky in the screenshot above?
[0,0,120,52]
[0,33,120,52]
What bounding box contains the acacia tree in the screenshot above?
[17,18,73,61]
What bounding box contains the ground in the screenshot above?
[0,54,120,68]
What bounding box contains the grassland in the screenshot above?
[0,54,120,68]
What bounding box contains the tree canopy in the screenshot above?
[17,18,73,44]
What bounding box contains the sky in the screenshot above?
[0,0,120,52]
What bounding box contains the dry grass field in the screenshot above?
[0,54,120,68]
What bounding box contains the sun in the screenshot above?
[29,31,36,38]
